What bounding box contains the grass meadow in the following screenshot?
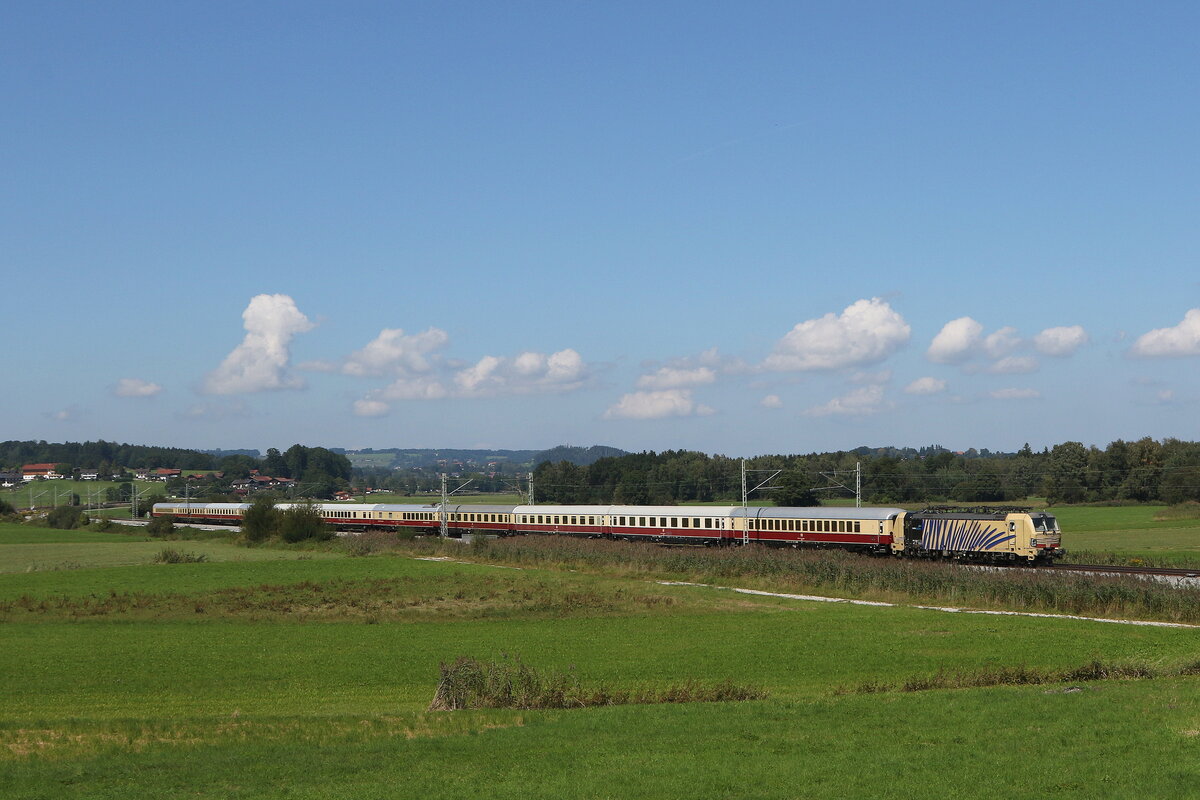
[2,513,1200,798]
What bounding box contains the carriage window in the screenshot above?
[854,521,860,533]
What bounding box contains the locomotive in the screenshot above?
[152,500,1063,563]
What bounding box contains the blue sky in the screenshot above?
[4,1,1199,457]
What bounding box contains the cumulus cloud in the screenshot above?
[802,385,888,417]
[927,317,984,364]
[984,327,1022,358]
[453,348,587,397]
[988,356,1039,375]
[114,378,163,398]
[764,298,911,371]
[904,377,947,395]
[990,388,1041,400]
[374,376,450,401]
[342,327,449,377]
[1129,309,1200,357]
[203,294,315,394]
[353,399,391,417]
[636,366,717,390]
[761,394,783,408]
[603,389,715,420]
[354,348,590,412]
[1034,325,1089,356]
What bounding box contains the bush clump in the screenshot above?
[840,657,1190,695]
[152,548,209,564]
[45,505,85,530]
[429,654,765,711]
[146,515,176,537]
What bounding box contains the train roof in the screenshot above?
[153,501,248,509]
[603,505,741,516]
[735,506,905,520]
[441,504,522,514]
[512,505,612,515]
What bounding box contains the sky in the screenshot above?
[4,1,1200,457]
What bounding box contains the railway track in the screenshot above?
[1049,562,1200,579]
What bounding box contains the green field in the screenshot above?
[3,511,1200,798]
[1053,506,1200,564]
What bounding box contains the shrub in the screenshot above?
[279,500,333,543]
[45,505,85,530]
[429,654,765,711]
[241,496,281,542]
[152,548,208,564]
[146,515,176,537]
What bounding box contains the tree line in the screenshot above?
[531,438,1200,507]
[0,440,215,472]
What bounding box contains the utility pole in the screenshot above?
[439,473,475,537]
[131,484,149,519]
[501,473,533,504]
[815,464,862,507]
[856,461,861,508]
[740,459,782,546]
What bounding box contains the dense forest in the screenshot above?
[7,438,1200,507]
[531,439,1200,507]
[0,440,216,471]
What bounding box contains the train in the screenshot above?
[151,501,1064,563]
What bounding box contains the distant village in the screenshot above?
[2,463,301,497]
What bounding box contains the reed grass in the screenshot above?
[429,654,765,710]
[841,656,1200,694]
[388,535,1200,623]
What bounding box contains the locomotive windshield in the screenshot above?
[1030,514,1059,533]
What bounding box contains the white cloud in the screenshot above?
[453,348,588,397]
[1034,325,1089,356]
[990,388,1041,400]
[114,378,163,398]
[203,294,315,394]
[984,326,1021,358]
[353,399,391,417]
[927,317,983,364]
[357,347,589,408]
[343,327,449,377]
[904,377,947,395]
[802,385,888,417]
[988,356,1039,375]
[761,394,783,408]
[764,298,911,371]
[374,376,450,401]
[636,366,717,390]
[604,389,715,420]
[1129,310,1200,357]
